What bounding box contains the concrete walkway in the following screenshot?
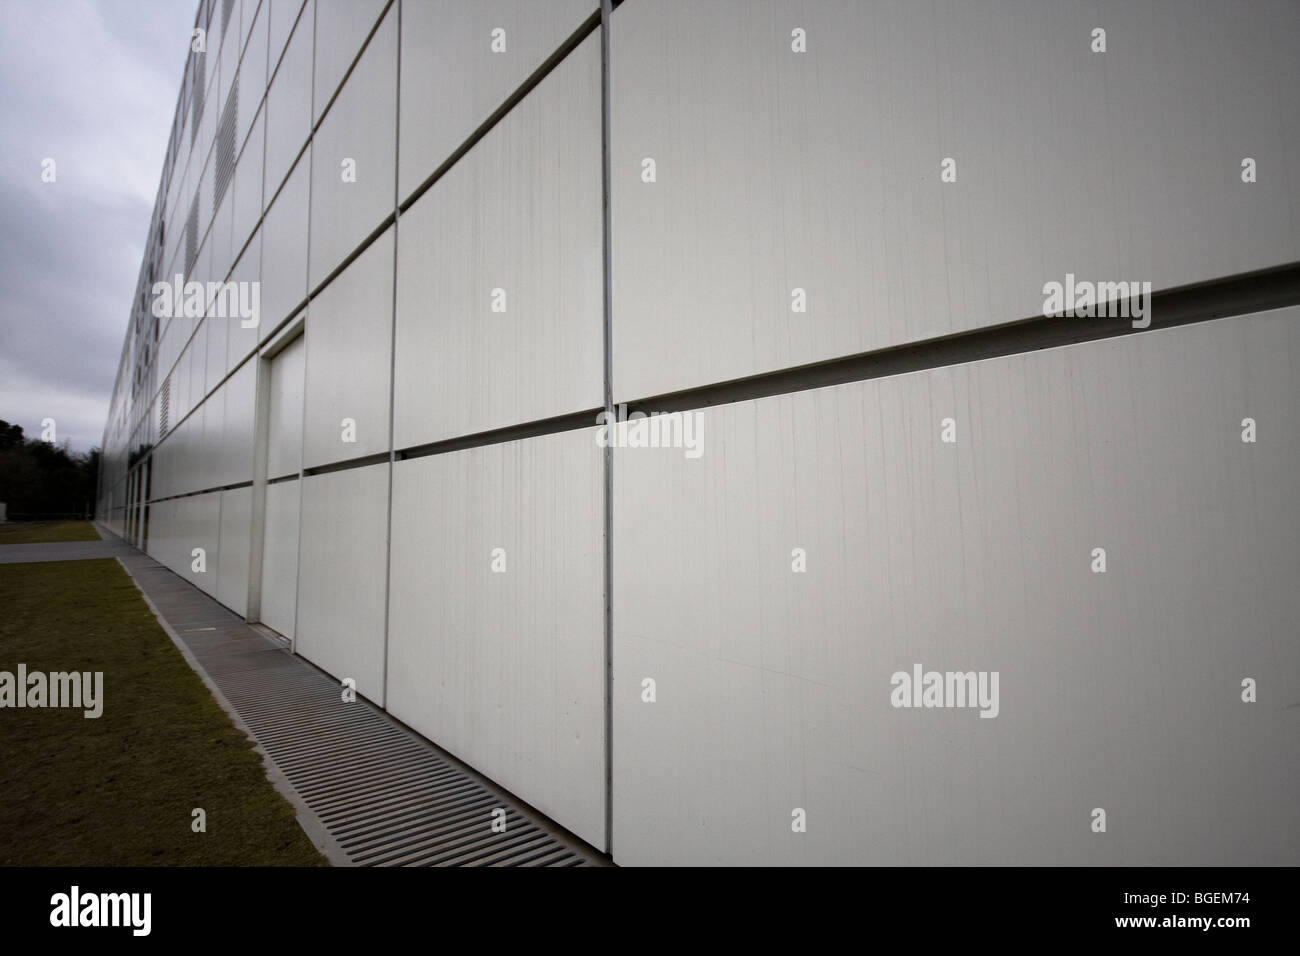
[0,536,135,563]
[8,522,604,866]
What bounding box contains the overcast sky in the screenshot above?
[0,0,196,453]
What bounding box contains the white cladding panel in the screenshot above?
[613,308,1300,865]
[303,227,393,467]
[226,230,262,372]
[264,0,313,198]
[201,382,225,485]
[204,315,227,395]
[267,333,306,479]
[209,180,235,287]
[397,0,598,200]
[219,358,257,487]
[296,464,389,705]
[144,498,174,568]
[312,0,389,123]
[610,0,1300,401]
[259,151,309,337]
[393,35,602,449]
[260,478,302,639]
[231,105,265,257]
[266,0,306,77]
[217,485,252,616]
[173,491,222,598]
[387,428,606,848]
[235,0,268,159]
[308,5,396,287]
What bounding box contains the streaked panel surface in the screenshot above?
[393,35,601,449]
[226,230,262,371]
[264,0,314,202]
[201,381,225,484]
[308,4,396,287]
[611,0,1300,400]
[397,0,597,200]
[235,0,268,156]
[312,0,389,123]
[267,333,306,479]
[258,150,309,336]
[175,490,222,598]
[297,463,389,705]
[219,358,257,486]
[613,308,1300,865]
[204,317,227,404]
[260,477,301,638]
[217,485,252,615]
[267,0,306,75]
[303,226,393,467]
[387,428,605,848]
[231,105,265,256]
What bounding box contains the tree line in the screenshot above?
[0,420,99,519]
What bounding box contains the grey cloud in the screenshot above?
[0,0,196,452]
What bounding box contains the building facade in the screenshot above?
[100,0,1300,865]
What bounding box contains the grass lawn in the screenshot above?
[0,558,327,866]
[0,520,100,544]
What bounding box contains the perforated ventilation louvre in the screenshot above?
[159,377,170,435]
[214,74,238,209]
[185,194,199,275]
[190,49,205,141]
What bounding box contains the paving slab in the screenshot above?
[0,538,136,563]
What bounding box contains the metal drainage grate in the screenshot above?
[116,551,603,867]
